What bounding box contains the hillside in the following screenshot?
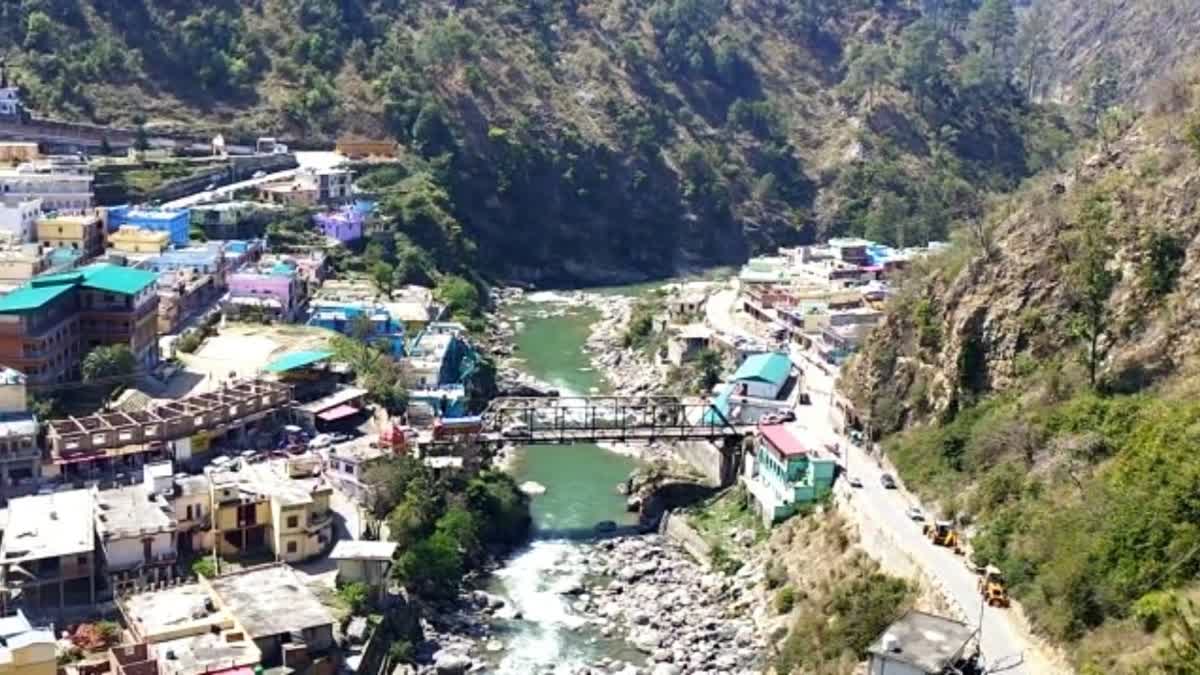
[1020,0,1200,106]
[4,0,1070,284]
[841,67,1200,672]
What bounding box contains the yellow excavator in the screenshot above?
[923,520,963,554]
[979,565,1010,608]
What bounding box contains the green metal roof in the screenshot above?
[79,264,158,295]
[264,350,335,373]
[0,282,77,313]
[732,352,792,385]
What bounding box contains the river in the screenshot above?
[484,294,645,673]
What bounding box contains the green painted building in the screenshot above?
[745,423,837,524]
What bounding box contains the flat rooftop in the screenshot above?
[0,489,94,563]
[329,540,397,562]
[156,630,261,675]
[868,610,975,673]
[208,564,334,640]
[210,460,329,508]
[95,485,176,541]
[122,583,228,641]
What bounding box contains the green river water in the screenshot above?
[487,295,644,673]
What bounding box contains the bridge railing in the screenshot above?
[482,396,744,443]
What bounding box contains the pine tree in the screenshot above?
[969,0,1017,61]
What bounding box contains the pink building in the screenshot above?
[225,260,304,322]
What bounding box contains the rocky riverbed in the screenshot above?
[408,534,768,675]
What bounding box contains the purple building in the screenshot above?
[224,259,305,322]
[313,201,374,243]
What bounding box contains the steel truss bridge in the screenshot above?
[479,396,752,445]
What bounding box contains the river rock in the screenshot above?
[520,481,548,495]
[433,652,472,675]
[630,628,662,653]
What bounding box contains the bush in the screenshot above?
[773,585,796,614]
[177,331,203,354]
[191,557,216,579]
[337,582,371,615]
[765,560,788,590]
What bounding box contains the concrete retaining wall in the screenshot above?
[670,438,743,487]
[660,510,713,568]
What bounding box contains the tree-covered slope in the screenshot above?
[5,0,1066,283]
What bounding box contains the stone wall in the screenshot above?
[671,439,742,487]
[660,510,713,567]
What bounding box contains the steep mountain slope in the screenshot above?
[1022,0,1200,106]
[841,67,1200,671]
[4,0,1062,284]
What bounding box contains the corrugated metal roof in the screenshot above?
[264,350,334,373]
[732,352,791,385]
[0,281,75,313]
[760,424,807,458]
[79,263,158,295]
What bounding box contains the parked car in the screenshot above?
[307,434,334,450]
[906,506,925,522]
[846,475,863,488]
[880,473,897,489]
[252,170,266,179]
[779,409,797,422]
[760,414,781,425]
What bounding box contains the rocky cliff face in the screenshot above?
[843,70,1200,431]
[1028,0,1200,106]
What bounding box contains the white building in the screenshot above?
[94,482,178,587]
[0,163,93,211]
[0,81,21,120]
[0,196,40,243]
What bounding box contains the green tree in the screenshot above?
[82,345,137,390]
[1082,58,1120,128]
[1015,0,1052,98]
[1158,600,1200,672]
[844,44,893,108]
[1067,194,1119,388]
[23,11,55,52]
[968,0,1017,62]
[435,275,481,319]
[894,19,948,115]
[696,349,723,392]
[370,261,396,299]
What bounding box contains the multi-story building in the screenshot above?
[225,259,305,322]
[146,243,227,281]
[35,212,104,259]
[108,225,170,254]
[743,424,837,525]
[312,201,372,243]
[209,458,334,563]
[156,269,220,334]
[308,299,405,355]
[0,263,159,385]
[0,163,93,211]
[106,206,190,247]
[0,489,97,610]
[0,367,40,502]
[0,67,24,122]
[0,196,40,243]
[0,244,51,287]
[258,167,352,207]
[94,483,178,590]
[335,137,398,159]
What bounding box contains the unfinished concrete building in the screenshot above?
[44,379,292,480]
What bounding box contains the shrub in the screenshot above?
[765,560,788,590]
[191,557,216,578]
[773,585,796,614]
[337,582,371,615]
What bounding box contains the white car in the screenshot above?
[846,475,863,488]
[502,422,531,438]
[252,170,266,179]
[906,506,926,522]
[307,434,334,450]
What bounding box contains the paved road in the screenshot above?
[163,150,346,208]
[704,287,756,340]
[787,347,1060,675]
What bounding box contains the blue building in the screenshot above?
[146,242,226,276]
[308,300,406,356]
[107,206,191,246]
[406,322,476,388]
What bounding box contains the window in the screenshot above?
[286,515,299,529]
[286,541,298,554]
